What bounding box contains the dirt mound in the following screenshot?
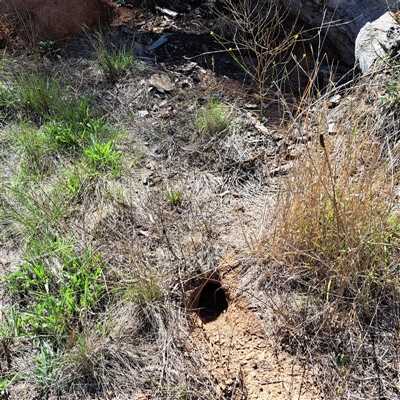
[0,0,116,49]
[190,264,321,399]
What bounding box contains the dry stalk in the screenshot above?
[213,0,301,121]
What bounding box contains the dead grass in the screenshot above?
[254,66,400,398]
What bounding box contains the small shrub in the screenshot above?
[212,0,300,121]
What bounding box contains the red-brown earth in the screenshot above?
[0,0,116,49]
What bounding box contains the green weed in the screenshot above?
[165,188,182,206]
[42,98,108,152]
[60,163,96,204]
[32,341,61,389]
[84,140,122,175]
[6,238,106,343]
[0,372,19,397]
[13,70,67,122]
[0,180,69,239]
[37,40,61,59]
[0,306,26,361]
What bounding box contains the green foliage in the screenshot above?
[165,188,182,206]
[0,180,69,238]
[0,83,18,122]
[0,306,26,343]
[84,140,122,175]
[6,237,106,343]
[37,40,61,59]
[60,163,96,204]
[0,68,108,142]
[196,100,231,136]
[42,98,108,151]
[13,70,67,122]
[5,98,113,179]
[381,79,400,106]
[32,341,61,389]
[0,372,19,397]
[91,34,136,79]
[13,123,50,175]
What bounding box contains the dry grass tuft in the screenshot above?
[263,72,400,318]
[254,66,400,398]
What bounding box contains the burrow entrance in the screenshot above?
[188,275,228,323]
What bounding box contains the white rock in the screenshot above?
[279,0,400,65]
[355,12,400,73]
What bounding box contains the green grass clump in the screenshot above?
[0,180,69,240]
[196,100,231,136]
[165,188,182,207]
[10,70,68,123]
[6,237,106,343]
[40,98,110,154]
[90,34,136,79]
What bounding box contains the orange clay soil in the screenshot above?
[189,264,322,400]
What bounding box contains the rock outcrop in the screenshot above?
[279,0,400,65]
[0,0,116,48]
[355,12,400,73]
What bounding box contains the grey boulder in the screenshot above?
[279,0,400,65]
[355,12,400,73]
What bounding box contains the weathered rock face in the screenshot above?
[0,0,116,48]
[279,0,400,65]
[355,12,400,73]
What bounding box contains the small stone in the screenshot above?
[328,94,342,107]
[137,110,149,118]
[148,73,174,93]
[328,122,337,134]
[255,123,269,134]
[244,103,258,109]
[132,393,147,400]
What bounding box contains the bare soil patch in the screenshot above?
[0,0,116,49]
[190,260,321,400]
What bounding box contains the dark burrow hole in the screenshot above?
[197,280,228,322]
